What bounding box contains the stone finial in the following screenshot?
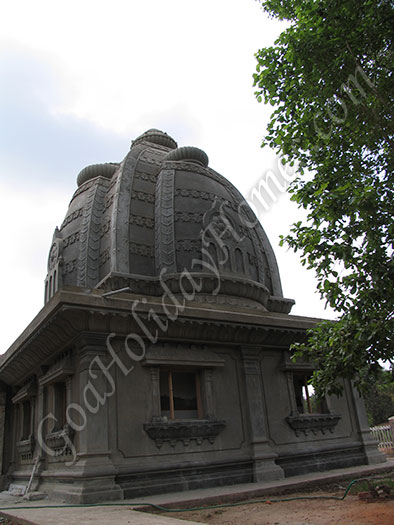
[164,146,209,167]
[132,129,178,150]
[76,163,119,187]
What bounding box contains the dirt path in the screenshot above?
[152,492,394,525]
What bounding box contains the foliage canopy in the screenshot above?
[253,0,394,395]
[364,369,394,426]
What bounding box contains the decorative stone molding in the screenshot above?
[134,172,157,184]
[12,380,37,404]
[99,247,111,266]
[60,207,84,231]
[175,211,204,223]
[69,178,98,203]
[162,160,210,176]
[129,243,154,257]
[143,419,226,448]
[77,179,107,287]
[175,188,220,201]
[100,219,111,238]
[267,296,296,314]
[63,232,80,249]
[104,192,115,210]
[142,345,225,368]
[130,190,155,204]
[16,435,35,461]
[176,239,201,252]
[16,435,35,454]
[45,424,75,458]
[155,169,176,273]
[286,414,341,437]
[129,215,154,228]
[38,353,74,387]
[63,258,78,275]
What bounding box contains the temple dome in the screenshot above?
[45,130,294,313]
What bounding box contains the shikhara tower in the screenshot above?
[0,130,384,502]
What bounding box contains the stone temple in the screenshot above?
[0,129,385,502]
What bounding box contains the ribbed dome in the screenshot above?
[44,130,294,313]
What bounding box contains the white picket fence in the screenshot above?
[370,424,394,449]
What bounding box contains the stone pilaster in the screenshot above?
[241,348,284,482]
[150,367,162,420]
[349,382,386,465]
[201,368,216,419]
[63,333,122,503]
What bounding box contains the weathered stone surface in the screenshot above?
[0,129,384,503]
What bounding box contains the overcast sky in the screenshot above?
[0,0,335,352]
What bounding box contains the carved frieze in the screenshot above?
[60,207,83,230]
[130,215,154,228]
[175,188,217,201]
[62,258,77,275]
[69,179,97,203]
[63,232,80,249]
[144,419,226,449]
[176,239,201,252]
[161,160,209,176]
[175,211,204,223]
[130,243,154,257]
[134,172,157,184]
[131,190,155,204]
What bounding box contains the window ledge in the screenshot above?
[144,419,226,448]
[45,425,75,458]
[286,413,341,437]
[16,435,35,454]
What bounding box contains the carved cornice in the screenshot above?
[0,310,80,386]
[268,296,295,314]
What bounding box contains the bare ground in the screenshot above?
[150,491,394,525]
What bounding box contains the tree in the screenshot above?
[253,0,394,396]
[364,369,394,426]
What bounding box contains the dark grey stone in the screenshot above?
[0,129,385,503]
